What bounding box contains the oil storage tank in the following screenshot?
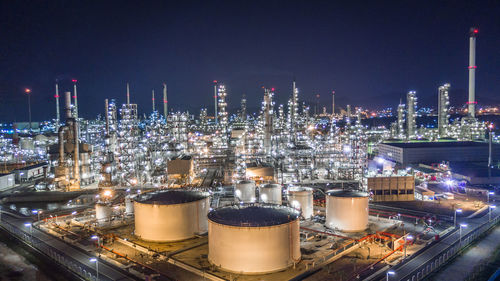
[95,202,112,225]
[125,195,134,216]
[259,183,282,204]
[325,190,369,232]
[235,180,256,203]
[287,186,313,219]
[208,205,301,274]
[134,190,210,241]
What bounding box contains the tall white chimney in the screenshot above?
[468,27,479,118]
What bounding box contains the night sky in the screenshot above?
[1,0,499,122]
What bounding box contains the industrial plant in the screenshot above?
[1,26,500,281]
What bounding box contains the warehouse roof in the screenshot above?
[381,141,492,149]
[136,190,208,205]
[208,205,299,227]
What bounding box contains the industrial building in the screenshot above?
[0,173,15,190]
[378,141,499,166]
[207,205,301,274]
[167,156,194,184]
[13,162,48,183]
[367,176,415,202]
[449,163,500,185]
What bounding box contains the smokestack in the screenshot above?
[55,82,60,126]
[468,27,478,118]
[163,83,168,121]
[126,82,130,105]
[72,79,78,119]
[332,90,335,116]
[65,91,72,119]
[73,117,79,185]
[152,89,155,112]
[213,80,218,125]
[105,99,110,135]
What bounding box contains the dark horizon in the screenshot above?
[1,1,500,122]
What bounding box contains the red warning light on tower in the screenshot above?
[72,79,77,83]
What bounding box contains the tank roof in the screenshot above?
[208,205,299,227]
[136,190,208,205]
[238,180,255,184]
[261,184,280,188]
[327,190,368,197]
[288,186,312,192]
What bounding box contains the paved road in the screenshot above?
[383,206,500,281]
[430,225,500,281]
[0,209,136,281]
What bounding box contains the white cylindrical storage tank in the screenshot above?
[235,180,256,203]
[134,190,210,242]
[287,186,313,219]
[125,195,134,215]
[95,202,112,225]
[208,205,301,274]
[259,184,282,204]
[325,190,369,232]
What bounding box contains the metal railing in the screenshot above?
[390,214,500,281]
[0,219,100,281]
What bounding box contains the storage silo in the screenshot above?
[234,180,256,203]
[208,205,301,274]
[325,190,369,232]
[259,184,282,204]
[125,195,134,215]
[287,186,314,219]
[134,190,210,241]
[95,202,112,225]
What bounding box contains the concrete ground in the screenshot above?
[430,226,500,281]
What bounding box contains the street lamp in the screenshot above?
[454,208,462,226]
[403,235,413,260]
[89,258,99,281]
[91,235,101,249]
[459,223,467,246]
[24,222,32,244]
[25,88,32,131]
[489,205,496,222]
[32,209,42,221]
[488,191,495,203]
[386,270,395,281]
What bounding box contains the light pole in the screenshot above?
[403,235,413,260]
[24,222,32,244]
[32,209,41,221]
[488,191,495,203]
[489,124,493,167]
[386,270,395,281]
[459,223,467,246]
[91,235,101,249]
[489,205,496,222]
[25,88,32,131]
[454,208,462,226]
[90,258,99,281]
